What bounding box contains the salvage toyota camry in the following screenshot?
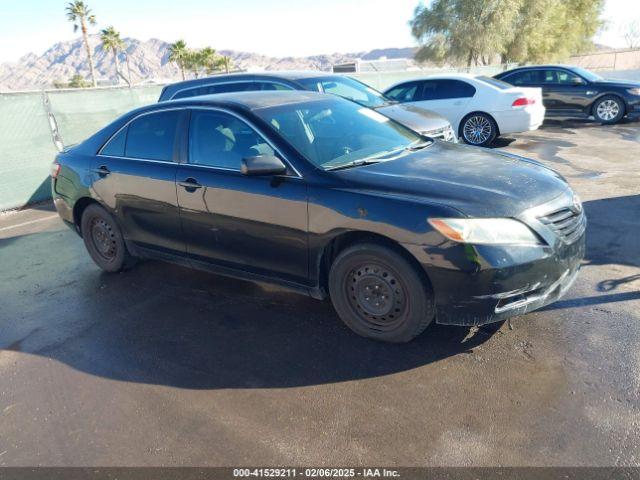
[51,91,585,343]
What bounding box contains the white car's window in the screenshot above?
[385,82,420,102]
[418,80,476,101]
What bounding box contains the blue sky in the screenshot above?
[0,0,635,63]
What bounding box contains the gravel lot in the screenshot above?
[0,118,639,466]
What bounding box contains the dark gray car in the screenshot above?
[158,72,457,142]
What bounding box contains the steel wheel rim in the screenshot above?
[90,217,117,261]
[596,99,619,121]
[345,263,407,331]
[463,115,492,144]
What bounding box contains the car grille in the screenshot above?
[538,206,586,244]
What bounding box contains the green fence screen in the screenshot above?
[0,85,162,211]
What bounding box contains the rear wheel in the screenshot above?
[593,95,624,124]
[81,204,135,272]
[328,243,435,343]
[460,113,497,147]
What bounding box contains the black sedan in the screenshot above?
[51,91,585,343]
[495,65,640,124]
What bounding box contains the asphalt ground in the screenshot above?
[0,117,639,466]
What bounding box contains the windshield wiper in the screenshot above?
[325,158,384,171]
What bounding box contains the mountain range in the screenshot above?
[0,36,417,91]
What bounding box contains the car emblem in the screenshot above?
[572,194,582,213]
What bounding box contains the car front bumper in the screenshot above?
[405,231,585,326]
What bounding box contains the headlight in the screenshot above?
[428,218,543,245]
[421,125,457,143]
[444,125,457,143]
[627,87,640,96]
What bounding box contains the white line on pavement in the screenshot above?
[0,214,60,233]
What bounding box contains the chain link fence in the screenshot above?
[0,85,162,211]
[0,65,637,211]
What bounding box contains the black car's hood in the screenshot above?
[334,142,570,217]
[597,78,640,88]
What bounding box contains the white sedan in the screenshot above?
[383,74,545,147]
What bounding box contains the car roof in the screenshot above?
[159,71,339,99]
[160,89,331,111]
[499,64,578,72]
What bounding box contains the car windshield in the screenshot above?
[254,98,425,170]
[297,76,390,109]
[570,66,602,82]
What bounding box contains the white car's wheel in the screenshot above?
[460,113,497,147]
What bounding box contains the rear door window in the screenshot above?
[417,80,475,100]
[124,110,181,161]
[254,81,292,91]
[172,82,257,99]
[503,70,542,85]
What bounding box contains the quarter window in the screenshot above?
[188,110,275,170]
[118,110,181,161]
[100,127,126,156]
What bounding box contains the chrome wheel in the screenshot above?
[345,263,407,331]
[596,99,620,121]
[463,115,493,145]
[89,217,117,262]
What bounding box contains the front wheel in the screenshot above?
[593,95,624,124]
[328,243,435,343]
[460,113,497,147]
[81,203,136,272]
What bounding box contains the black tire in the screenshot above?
[460,112,498,147]
[328,243,435,343]
[593,95,625,124]
[80,204,135,272]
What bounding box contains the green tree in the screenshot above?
[66,1,98,87]
[503,0,605,64]
[68,74,91,88]
[411,0,521,67]
[411,0,605,66]
[100,26,129,85]
[183,49,201,78]
[168,40,189,80]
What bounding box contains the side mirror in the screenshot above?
[571,77,586,85]
[241,155,287,176]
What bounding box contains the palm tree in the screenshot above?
[199,47,218,76]
[221,56,232,74]
[66,1,97,87]
[168,40,189,80]
[100,26,128,86]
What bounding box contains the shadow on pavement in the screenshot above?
[583,194,640,268]
[2,194,637,390]
[0,227,498,390]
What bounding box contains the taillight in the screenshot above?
[512,97,536,107]
[50,162,61,178]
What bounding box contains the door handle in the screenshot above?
[179,177,203,191]
[91,165,111,176]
